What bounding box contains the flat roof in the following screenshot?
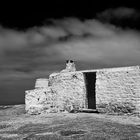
[79,65,140,73]
[49,65,140,77]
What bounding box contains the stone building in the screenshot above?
[25,61,140,115]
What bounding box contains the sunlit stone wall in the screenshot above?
[25,65,140,115]
[49,72,86,111]
[25,88,53,114]
[96,66,140,114]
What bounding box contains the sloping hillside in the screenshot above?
[0,105,140,140]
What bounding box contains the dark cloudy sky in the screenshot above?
[1,1,140,105]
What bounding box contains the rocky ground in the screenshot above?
[0,105,140,140]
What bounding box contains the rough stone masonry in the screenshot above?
[25,61,140,115]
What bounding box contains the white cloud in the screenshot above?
[51,32,140,65]
[1,17,140,81]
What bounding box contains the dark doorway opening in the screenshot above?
[83,72,96,109]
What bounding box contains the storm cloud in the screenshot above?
[1,11,140,104]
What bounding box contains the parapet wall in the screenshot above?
[35,78,49,88]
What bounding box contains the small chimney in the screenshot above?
[65,60,76,72]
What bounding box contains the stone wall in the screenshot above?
[25,65,140,115]
[25,88,53,114]
[96,66,140,114]
[49,72,86,112]
[25,72,86,114]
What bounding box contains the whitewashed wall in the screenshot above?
[96,66,140,114]
[25,66,140,114]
